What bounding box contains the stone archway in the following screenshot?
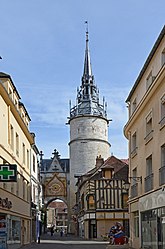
[46,197,68,234]
[40,149,70,233]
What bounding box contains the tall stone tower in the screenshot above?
[68,28,110,225]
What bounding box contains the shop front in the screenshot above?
[0,191,31,249]
[141,208,165,249]
[139,189,165,249]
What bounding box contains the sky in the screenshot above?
[0,1,165,160]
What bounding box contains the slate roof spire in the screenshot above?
[83,22,92,78]
[69,23,108,120]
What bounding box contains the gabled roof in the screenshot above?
[40,150,69,173]
[101,155,128,173]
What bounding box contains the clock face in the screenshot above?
[49,183,61,194]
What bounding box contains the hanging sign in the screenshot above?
[0,164,17,182]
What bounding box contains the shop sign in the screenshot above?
[0,198,12,209]
[0,164,17,182]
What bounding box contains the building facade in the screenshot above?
[30,142,42,242]
[75,155,129,239]
[68,30,110,232]
[124,25,165,249]
[0,72,39,248]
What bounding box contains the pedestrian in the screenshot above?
[60,228,63,237]
[50,225,54,236]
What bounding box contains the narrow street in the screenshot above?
[22,233,109,249]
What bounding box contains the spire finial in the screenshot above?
[85,21,88,32]
[85,20,88,38]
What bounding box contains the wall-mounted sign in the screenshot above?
[0,198,12,209]
[0,164,17,182]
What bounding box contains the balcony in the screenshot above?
[159,166,165,185]
[160,116,165,128]
[131,147,138,158]
[144,173,153,192]
[131,183,138,198]
[144,130,153,144]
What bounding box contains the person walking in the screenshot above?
[60,228,63,237]
[50,225,54,236]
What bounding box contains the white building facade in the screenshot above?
[124,25,165,249]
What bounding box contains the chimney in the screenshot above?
[96,155,104,168]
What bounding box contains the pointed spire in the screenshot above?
[83,21,92,78]
[69,23,108,120]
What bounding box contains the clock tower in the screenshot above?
[68,28,111,229]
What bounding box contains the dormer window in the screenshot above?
[146,71,154,90]
[9,87,12,99]
[161,48,165,66]
[132,98,137,113]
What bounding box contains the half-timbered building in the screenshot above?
[75,155,129,239]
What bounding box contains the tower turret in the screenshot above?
[68,26,110,234]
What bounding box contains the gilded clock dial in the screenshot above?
[49,183,61,194]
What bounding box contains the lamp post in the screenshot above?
[123,176,142,191]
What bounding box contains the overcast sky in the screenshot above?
[0,1,164,159]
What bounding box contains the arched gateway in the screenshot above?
[40,149,70,232]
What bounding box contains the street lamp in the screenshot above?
[123,176,142,190]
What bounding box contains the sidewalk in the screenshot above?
[106,244,135,249]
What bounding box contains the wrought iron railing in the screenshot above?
[131,183,138,198]
[159,165,165,185]
[144,130,153,144]
[131,147,138,158]
[144,173,153,192]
